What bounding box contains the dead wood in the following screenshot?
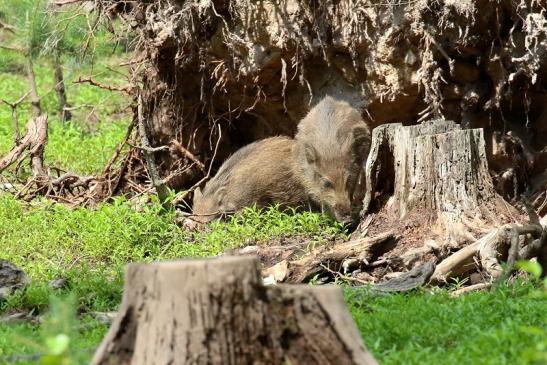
[450,283,492,298]
[74,76,134,94]
[0,114,128,203]
[136,93,171,208]
[370,261,436,293]
[170,140,206,174]
[278,231,398,283]
[356,120,517,247]
[0,115,48,174]
[92,256,378,365]
[430,226,510,284]
[431,212,546,283]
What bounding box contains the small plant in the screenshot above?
[448,276,469,291]
[11,295,93,365]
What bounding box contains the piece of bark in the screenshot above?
[371,261,436,293]
[92,256,378,365]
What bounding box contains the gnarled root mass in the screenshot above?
[0,114,126,204]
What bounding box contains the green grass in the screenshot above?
[0,59,130,175]
[0,196,344,363]
[347,283,547,365]
[0,297,109,364]
[1,4,546,364]
[0,194,343,314]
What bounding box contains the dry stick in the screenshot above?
[171,123,222,206]
[507,196,545,269]
[74,76,134,94]
[52,0,83,5]
[136,93,171,210]
[450,283,492,298]
[1,91,31,144]
[127,142,170,153]
[319,263,370,285]
[0,20,17,33]
[102,118,136,176]
[507,225,543,268]
[170,139,206,173]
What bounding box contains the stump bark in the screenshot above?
[92,256,377,365]
[356,120,519,247]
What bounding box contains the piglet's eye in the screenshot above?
[323,179,334,189]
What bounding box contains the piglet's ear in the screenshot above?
[214,186,226,206]
[303,143,319,166]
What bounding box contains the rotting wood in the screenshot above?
[282,231,397,283]
[0,115,48,173]
[356,120,517,247]
[370,261,436,293]
[92,256,378,365]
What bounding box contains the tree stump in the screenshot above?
[356,120,519,247]
[92,256,377,365]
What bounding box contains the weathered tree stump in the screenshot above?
[92,256,377,365]
[355,120,519,247]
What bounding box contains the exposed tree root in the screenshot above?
[0,114,136,204]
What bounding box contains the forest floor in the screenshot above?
[0,51,545,365]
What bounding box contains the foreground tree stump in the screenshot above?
[356,120,519,247]
[92,256,377,365]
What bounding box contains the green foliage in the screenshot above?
[516,260,543,280]
[0,59,130,174]
[0,296,107,364]
[1,6,545,364]
[346,282,547,365]
[0,194,343,314]
[0,0,49,56]
[0,0,125,59]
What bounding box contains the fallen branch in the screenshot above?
[74,76,134,94]
[280,231,398,283]
[450,283,492,298]
[430,226,510,284]
[170,139,207,173]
